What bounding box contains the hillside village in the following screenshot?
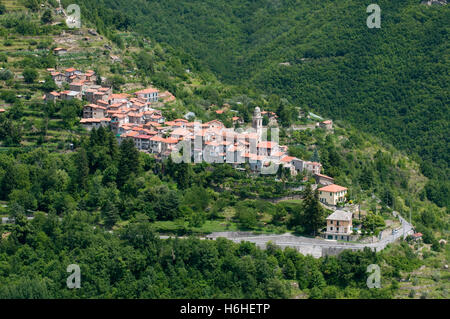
[43,66,335,179]
[0,0,447,300]
[0,0,427,247]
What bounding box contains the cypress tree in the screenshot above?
[302,184,324,236]
[117,139,140,188]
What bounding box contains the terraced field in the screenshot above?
[3,0,26,11]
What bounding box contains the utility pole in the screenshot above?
[404,221,405,238]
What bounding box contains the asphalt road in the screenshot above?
[202,211,414,257]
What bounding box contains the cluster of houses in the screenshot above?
[44,67,99,102]
[114,106,328,177]
[43,67,176,119]
[42,67,348,209]
[72,87,329,179]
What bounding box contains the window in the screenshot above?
[337,221,340,226]
[330,227,333,231]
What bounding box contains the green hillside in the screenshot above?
[71,0,449,209]
[0,0,448,299]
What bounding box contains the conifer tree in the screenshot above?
[117,139,140,188]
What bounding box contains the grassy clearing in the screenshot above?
[278,199,303,205]
[152,218,290,235]
[153,219,239,234]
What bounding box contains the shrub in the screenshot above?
[0,69,14,81]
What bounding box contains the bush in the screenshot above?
[1,91,17,103]
[0,69,14,81]
[23,68,38,83]
[37,40,52,49]
[41,10,53,24]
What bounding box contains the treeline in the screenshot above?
[0,208,419,298]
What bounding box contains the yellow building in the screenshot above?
[318,184,348,206]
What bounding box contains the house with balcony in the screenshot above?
[303,161,322,175]
[318,184,348,206]
[83,104,106,119]
[51,72,66,86]
[135,87,159,102]
[134,134,152,151]
[323,210,354,241]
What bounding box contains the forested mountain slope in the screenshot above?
[70,0,449,208]
[0,0,447,299]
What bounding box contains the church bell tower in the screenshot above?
[252,107,263,141]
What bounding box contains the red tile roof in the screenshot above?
[281,156,296,163]
[111,93,129,99]
[97,100,109,106]
[163,137,179,144]
[257,141,277,149]
[315,173,334,180]
[135,87,159,95]
[318,184,348,193]
[150,136,165,142]
[135,134,152,139]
